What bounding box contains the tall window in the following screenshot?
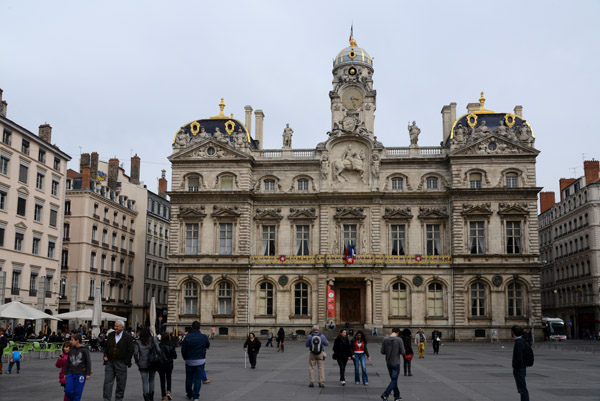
[426,176,438,189]
[297,178,309,191]
[92,226,98,241]
[36,172,44,190]
[29,272,38,294]
[506,221,522,254]
[296,225,310,255]
[21,139,30,154]
[188,176,199,192]
[220,175,233,190]
[184,282,198,315]
[100,281,106,299]
[14,232,24,251]
[219,223,233,255]
[51,180,59,196]
[391,177,403,190]
[49,208,58,227]
[90,252,96,268]
[54,157,61,171]
[32,236,40,255]
[426,224,441,255]
[391,225,406,255]
[469,173,482,189]
[427,282,443,316]
[218,282,232,314]
[0,189,6,211]
[19,164,28,183]
[59,277,67,298]
[258,282,274,315]
[48,240,55,258]
[102,229,108,244]
[471,282,486,316]
[262,225,276,256]
[0,155,9,175]
[2,129,11,145]
[506,172,518,188]
[101,254,106,270]
[343,224,357,250]
[507,282,523,316]
[34,203,43,222]
[17,196,26,216]
[38,149,46,163]
[469,221,485,254]
[294,282,309,315]
[11,271,21,294]
[391,282,408,316]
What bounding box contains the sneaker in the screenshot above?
[394,398,403,401]
[341,380,346,386]
[381,395,389,401]
[309,383,314,388]
[319,384,325,388]
[364,383,368,386]
[355,381,360,385]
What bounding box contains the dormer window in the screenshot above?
[297,178,309,191]
[220,175,233,190]
[506,172,518,188]
[469,173,482,189]
[391,177,403,191]
[188,176,199,192]
[264,179,275,192]
[426,177,438,189]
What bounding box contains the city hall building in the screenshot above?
[166,38,542,340]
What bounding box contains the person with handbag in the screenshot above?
[134,327,162,401]
[157,333,177,401]
[332,329,353,386]
[431,329,442,355]
[401,328,414,376]
[243,332,262,369]
[380,327,405,401]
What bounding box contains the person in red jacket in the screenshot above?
[55,342,72,401]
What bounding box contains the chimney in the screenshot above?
[466,103,479,113]
[254,109,264,150]
[81,166,91,190]
[441,102,456,143]
[130,154,140,185]
[90,152,99,184]
[244,105,253,136]
[559,178,577,201]
[108,158,119,191]
[584,159,599,185]
[539,192,555,214]
[79,153,91,173]
[514,105,523,118]
[158,169,167,198]
[0,88,6,118]
[38,124,52,143]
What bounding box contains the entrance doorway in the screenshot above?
[340,288,361,323]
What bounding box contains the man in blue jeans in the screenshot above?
[182,321,210,401]
[380,327,405,401]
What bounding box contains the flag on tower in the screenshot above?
[349,24,353,43]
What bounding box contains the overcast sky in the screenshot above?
[2,0,599,197]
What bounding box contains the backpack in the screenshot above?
[148,340,165,370]
[310,334,323,354]
[403,337,414,355]
[523,341,534,367]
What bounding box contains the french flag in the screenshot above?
[349,24,353,43]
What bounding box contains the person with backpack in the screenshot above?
[134,327,162,401]
[305,325,329,388]
[243,332,262,369]
[157,332,177,401]
[332,329,353,385]
[401,328,414,376]
[350,331,371,385]
[511,325,533,401]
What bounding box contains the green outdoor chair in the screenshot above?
[44,342,60,358]
[2,345,12,363]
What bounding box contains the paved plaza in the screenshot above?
[1,339,599,401]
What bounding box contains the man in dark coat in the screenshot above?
[182,321,210,401]
[431,329,442,355]
[103,319,134,401]
[511,325,530,401]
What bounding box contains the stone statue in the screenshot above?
[332,145,365,182]
[214,127,229,144]
[321,154,329,179]
[234,127,247,148]
[474,120,491,137]
[454,123,466,143]
[517,121,532,142]
[495,119,508,136]
[408,121,420,147]
[199,127,210,140]
[282,123,293,149]
[173,128,189,149]
[371,154,380,179]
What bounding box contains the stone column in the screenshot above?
[365,278,372,325]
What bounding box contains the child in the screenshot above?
[56,341,72,401]
[64,334,92,401]
[7,346,21,373]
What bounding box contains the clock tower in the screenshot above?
[330,38,376,138]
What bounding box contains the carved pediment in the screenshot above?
[255,208,283,221]
[288,207,317,220]
[383,207,413,220]
[451,135,538,156]
[211,205,241,218]
[418,207,448,219]
[334,207,366,220]
[461,203,492,217]
[498,202,529,216]
[14,221,28,230]
[169,140,251,161]
[179,206,206,219]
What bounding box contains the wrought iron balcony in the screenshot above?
[249,254,453,265]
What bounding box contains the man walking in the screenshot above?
[511,325,532,401]
[305,325,329,388]
[380,327,405,401]
[103,320,135,401]
[431,328,442,355]
[415,328,426,358]
[182,321,210,401]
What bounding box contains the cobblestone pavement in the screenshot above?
[1,339,599,400]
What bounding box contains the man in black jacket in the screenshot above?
[103,320,134,401]
[511,325,530,401]
[431,329,442,355]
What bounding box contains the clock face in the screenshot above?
[342,88,364,109]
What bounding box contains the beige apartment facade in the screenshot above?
[0,89,71,332]
[166,39,542,340]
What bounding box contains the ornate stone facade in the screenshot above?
[166,39,542,340]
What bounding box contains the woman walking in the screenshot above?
[351,331,371,385]
[158,333,177,401]
[276,327,285,352]
[332,329,353,386]
[401,328,414,376]
[134,327,161,401]
[243,332,262,369]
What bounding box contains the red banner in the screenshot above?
[327,285,335,319]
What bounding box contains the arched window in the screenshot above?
[507,282,523,316]
[469,172,482,189]
[391,177,403,191]
[184,282,198,315]
[187,175,200,192]
[506,172,519,188]
[471,282,486,316]
[218,282,232,314]
[297,178,309,191]
[264,179,275,191]
[391,282,408,316]
[294,282,309,315]
[427,282,443,316]
[258,282,274,315]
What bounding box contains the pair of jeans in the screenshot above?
[158,368,172,397]
[185,363,205,399]
[513,368,529,401]
[353,353,368,383]
[266,338,273,347]
[65,374,86,401]
[433,341,440,354]
[7,361,20,373]
[383,364,401,399]
[337,357,349,381]
[103,361,128,401]
[139,369,156,395]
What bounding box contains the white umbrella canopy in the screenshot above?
[91,287,102,338]
[149,296,156,337]
[0,301,61,320]
[55,308,127,322]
